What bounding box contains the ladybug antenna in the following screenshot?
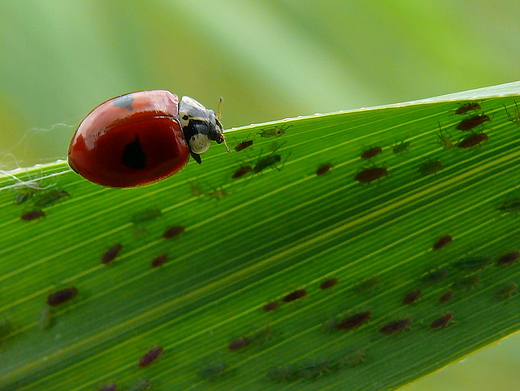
[216,97,230,153]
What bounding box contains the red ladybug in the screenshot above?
[68,90,228,187]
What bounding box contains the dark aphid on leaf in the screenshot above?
[130,208,162,224]
[439,290,454,303]
[379,318,411,334]
[47,287,78,306]
[433,235,452,250]
[139,346,163,367]
[259,124,291,138]
[393,140,410,155]
[199,362,228,382]
[360,146,383,160]
[234,139,254,152]
[228,337,250,351]
[451,274,480,291]
[319,278,338,290]
[430,313,453,329]
[33,189,69,208]
[420,268,448,285]
[315,163,334,176]
[496,282,517,300]
[418,159,443,176]
[336,311,372,330]
[497,251,520,266]
[456,114,490,131]
[263,301,279,312]
[457,132,488,149]
[402,289,421,305]
[504,100,520,127]
[232,165,253,179]
[101,244,122,264]
[497,198,520,213]
[455,102,481,115]
[21,210,45,221]
[283,289,307,302]
[150,254,168,268]
[96,384,117,391]
[163,225,185,239]
[354,167,388,183]
[452,256,492,272]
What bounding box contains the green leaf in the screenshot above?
[2,82,520,390]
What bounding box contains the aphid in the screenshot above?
[189,180,204,197]
[337,350,366,368]
[321,317,340,333]
[33,189,69,208]
[96,384,118,391]
[418,159,443,176]
[128,380,150,391]
[393,140,410,155]
[315,163,334,176]
[263,301,279,312]
[235,139,254,152]
[206,186,228,201]
[232,165,253,179]
[439,290,454,303]
[435,123,454,150]
[455,102,481,115]
[68,91,227,187]
[420,268,448,285]
[504,101,520,127]
[402,289,421,305]
[354,277,380,293]
[451,274,480,291]
[457,132,488,149]
[296,360,332,380]
[101,244,122,264]
[319,278,338,290]
[130,208,162,224]
[228,337,250,351]
[250,325,274,345]
[360,146,383,160]
[21,210,45,221]
[497,251,520,266]
[496,282,517,300]
[267,365,296,382]
[163,225,185,239]
[282,289,307,302]
[47,287,78,306]
[433,235,452,250]
[13,187,39,205]
[39,306,52,330]
[138,346,163,367]
[259,124,291,138]
[497,198,520,213]
[456,114,491,131]
[199,362,228,382]
[0,320,12,337]
[379,318,411,334]
[253,154,282,173]
[150,254,168,268]
[430,313,453,329]
[452,256,492,272]
[354,166,388,184]
[336,311,372,330]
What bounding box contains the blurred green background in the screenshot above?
[1,1,520,389]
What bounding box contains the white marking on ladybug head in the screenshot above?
[189,134,211,154]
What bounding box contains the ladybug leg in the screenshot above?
[190,151,202,164]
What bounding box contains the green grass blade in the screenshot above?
[1,82,520,390]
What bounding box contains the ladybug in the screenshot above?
[68,90,228,187]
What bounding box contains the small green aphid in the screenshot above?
[33,189,69,208]
[420,268,448,285]
[13,187,39,205]
[39,306,52,330]
[321,317,340,333]
[393,140,410,155]
[259,124,291,138]
[418,159,443,176]
[128,379,150,391]
[249,325,274,345]
[199,362,228,382]
[354,277,380,293]
[496,282,517,300]
[435,123,454,150]
[451,274,481,291]
[296,360,333,380]
[254,154,282,173]
[503,101,520,127]
[337,349,366,368]
[267,365,296,382]
[497,197,520,213]
[452,256,492,272]
[130,208,162,224]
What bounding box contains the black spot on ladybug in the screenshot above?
[122,136,146,169]
[112,94,134,110]
[101,244,122,264]
[282,289,307,302]
[139,346,163,367]
[47,287,78,306]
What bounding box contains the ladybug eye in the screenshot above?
[182,115,189,121]
[189,134,211,154]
